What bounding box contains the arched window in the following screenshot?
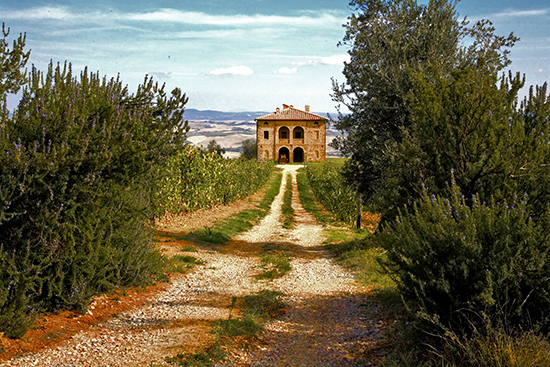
[293,126,304,139]
[279,127,289,139]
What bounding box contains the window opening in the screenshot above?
[293,127,304,139]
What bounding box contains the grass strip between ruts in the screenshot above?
[164,290,285,367]
[281,173,294,229]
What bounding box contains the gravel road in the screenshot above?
[1,165,388,367]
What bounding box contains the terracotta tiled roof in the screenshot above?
[255,104,327,121]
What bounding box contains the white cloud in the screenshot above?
[208,65,254,76]
[2,6,344,28]
[536,69,546,74]
[274,67,298,74]
[293,60,319,67]
[292,54,350,67]
[492,9,549,18]
[127,9,343,27]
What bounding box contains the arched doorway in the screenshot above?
[278,147,290,164]
[293,147,304,163]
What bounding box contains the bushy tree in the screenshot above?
[241,138,257,159]
[0,48,189,336]
[206,139,226,157]
[375,31,550,337]
[0,23,29,95]
[331,0,517,211]
[333,0,550,340]
[378,183,550,333]
[379,63,528,219]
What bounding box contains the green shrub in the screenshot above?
[378,183,550,334]
[0,60,188,337]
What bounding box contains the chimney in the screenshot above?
[276,107,280,113]
[305,105,310,113]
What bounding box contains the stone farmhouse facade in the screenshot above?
[255,104,327,163]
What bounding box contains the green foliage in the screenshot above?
[0,23,30,95]
[296,171,332,226]
[0,53,188,337]
[205,139,225,157]
[281,175,294,229]
[156,145,274,214]
[256,253,292,280]
[305,163,356,225]
[240,138,257,160]
[379,63,527,221]
[378,183,550,333]
[331,0,517,199]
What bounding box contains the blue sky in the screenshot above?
[1,0,549,112]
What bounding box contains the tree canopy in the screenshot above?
[331,0,517,211]
[241,138,257,159]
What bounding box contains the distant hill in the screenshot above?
[183,109,268,121]
[183,108,332,121]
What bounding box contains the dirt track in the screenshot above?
[1,165,389,366]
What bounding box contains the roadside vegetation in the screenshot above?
[323,0,550,365]
[156,145,274,215]
[304,159,357,226]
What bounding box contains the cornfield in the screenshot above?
[305,163,356,225]
[156,145,274,214]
